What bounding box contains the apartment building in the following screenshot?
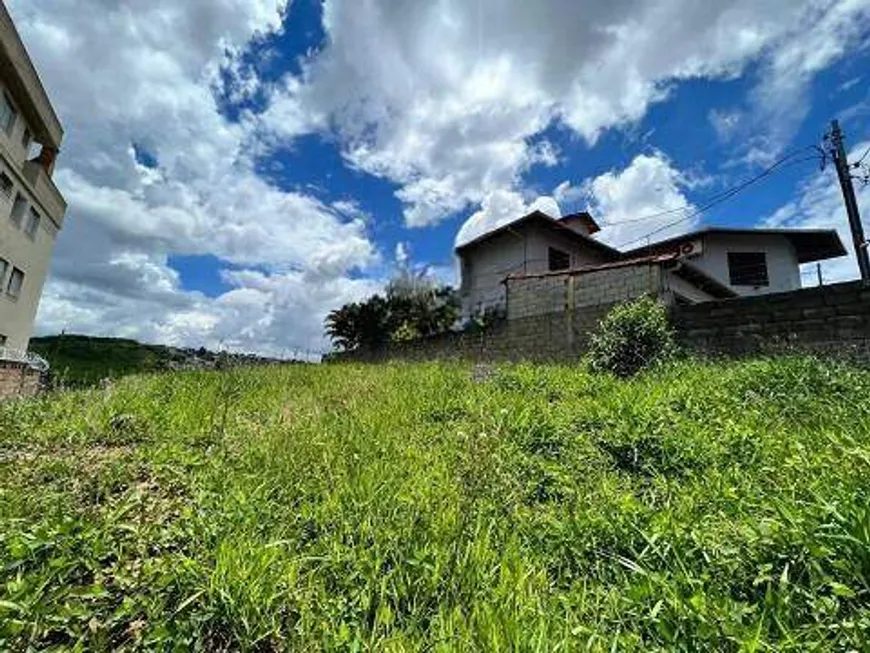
[0,2,66,352]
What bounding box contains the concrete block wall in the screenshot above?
[673,280,870,361]
[329,280,870,366]
[506,275,569,319]
[573,265,661,308]
[506,264,664,321]
[0,361,40,399]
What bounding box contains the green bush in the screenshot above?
[588,296,676,377]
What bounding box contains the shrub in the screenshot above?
[588,296,676,377]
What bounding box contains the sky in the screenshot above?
[8,0,870,357]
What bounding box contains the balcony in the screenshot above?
[21,160,66,226]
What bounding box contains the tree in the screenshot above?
[325,271,460,351]
[325,294,390,351]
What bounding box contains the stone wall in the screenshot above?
[0,361,41,399]
[673,280,870,361]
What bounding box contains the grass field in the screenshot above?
[1,358,869,650]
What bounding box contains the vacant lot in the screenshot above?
[1,358,869,651]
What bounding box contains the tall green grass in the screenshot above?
[1,357,869,650]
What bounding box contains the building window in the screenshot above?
[0,94,16,134]
[10,193,26,227]
[0,171,12,198]
[728,252,769,286]
[0,258,7,286]
[0,334,6,347]
[548,247,570,272]
[24,207,40,238]
[6,267,23,299]
[21,127,31,150]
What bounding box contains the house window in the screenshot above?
[0,334,6,347]
[728,252,769,286]
[6,267,23,299]
[10,193,26,227]
[0,171,12,198]
[0,94,16,134]
[548,247,570,271]
[21,127,31,150]
[0,258,8,286]
[24,207,40,238]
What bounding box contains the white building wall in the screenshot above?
[0,82,61,351]
[689,233,801,296]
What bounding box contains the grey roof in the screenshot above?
[620,227,847,264]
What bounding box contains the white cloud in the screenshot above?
[455,191,560,248]
[9,0,381,353]
[10,0,870,354]
[262,0,870,228]
[581,153,697,249]
[764,140,870,284]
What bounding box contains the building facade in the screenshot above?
[0,2,66,351]
[456,211,617,317]
[456,210,846,319]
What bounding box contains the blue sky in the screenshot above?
[10,0,870,354]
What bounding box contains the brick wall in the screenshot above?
[573,265,662,307]
[673,280,870,361]
[330,302,619,364]
[330,280,870,366]
[506,264,664,320]
[0,361,41,399]
[507,275,569,319]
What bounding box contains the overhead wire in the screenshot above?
[613,147,822,250]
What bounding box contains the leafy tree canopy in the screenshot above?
[325,266,460,351]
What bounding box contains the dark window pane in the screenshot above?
[548,247,570,271]
[728,252,769,286]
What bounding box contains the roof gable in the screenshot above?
[455,210,620,260]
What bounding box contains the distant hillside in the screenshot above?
[29,334,287,386]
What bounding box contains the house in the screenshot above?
[456,211,619,316]
[455,210,846,318]
[0,2,67,353]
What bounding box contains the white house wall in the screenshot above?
[689,233,801,296]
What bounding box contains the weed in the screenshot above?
[1,357,869,650]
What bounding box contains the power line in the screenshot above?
[594,146,817,229]
[614,149,821,250]
[854,144,870,167]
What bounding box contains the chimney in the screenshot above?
[559,211,601,236]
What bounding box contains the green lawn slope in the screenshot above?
[1,358,869,650]
[28,335,171,386]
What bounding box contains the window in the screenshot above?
[0,258,7,286]
[0,334,6,347]
[6,267,23,299]
[0,94,16,134]
[21,127,31,150]
[0,171,12,198]
[548,247,570,272]
[728,252,769,286]
[10,193,26,227]
[24,207,39,238]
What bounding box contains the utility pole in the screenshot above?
[829,119,870,283]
